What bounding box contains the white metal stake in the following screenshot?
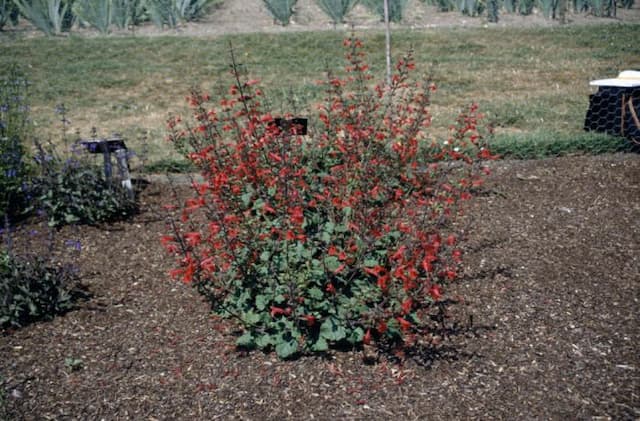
[384,0,392,87]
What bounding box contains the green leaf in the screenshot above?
[320,317,346,342]
[324,222,335,234]
[275,338,298,359]
[255,294,268,311]
[242,311,261,325]
[255,333,275,349]
[241,190,253,208]
[236,331,255,348]
[323,256,341,272]
[320,230,331,244]
[348,326,365,344]
[335,223,348,233]
[364,258,379,267]
[308,287,324,300]
[311,336,329,352]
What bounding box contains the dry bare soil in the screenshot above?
[1,152,639,420]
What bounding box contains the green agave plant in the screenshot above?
[314,0,358,24]
[262,0,297,25]
[12,0,73,35]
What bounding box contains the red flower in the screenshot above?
[200,256,216,272]
[446,234,457,246]
[364,265,385,277]
[184,232,202,247]
[270,306,291,318]
[304,314,316,326]
[396,317,412,331]
[377,274,390,291]
[390,245,406,262]
[429,284,442,301]
[377,320,388,334]
[401,298,413,315]
[262,203,276,214]
[288,206,304,225]
[445,269,457,280]
[421,254,435,273]
[363,329,372,345]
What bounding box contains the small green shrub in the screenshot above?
[0,65,30,226]
[0,249,78,329]
[517,0,535,13]
[30,141,138,227]
[12,0,74,35]
[64,357,84,371]
[0,0,20,30]
[487,0,499,21]
[362,0,407,22]
[500,0,535,13]
[538,0,557,18]
[457,0,483,16]
[262,0,296,25]
[111,0,144,28]
[174,0,211,21]
[314,0,358,24]
[422,0,457,12]
[145,0,178,28]
[145,0,210,28]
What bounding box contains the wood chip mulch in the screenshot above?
[1,153,639,420]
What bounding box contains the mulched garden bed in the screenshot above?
[1,153,639,420]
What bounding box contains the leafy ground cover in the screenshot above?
[1,152,638,419]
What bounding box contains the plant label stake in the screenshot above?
[274,117,308,135]
[80,134,134,197]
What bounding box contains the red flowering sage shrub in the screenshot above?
[162,37,496,359]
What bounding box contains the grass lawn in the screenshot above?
[1,24,639,165]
